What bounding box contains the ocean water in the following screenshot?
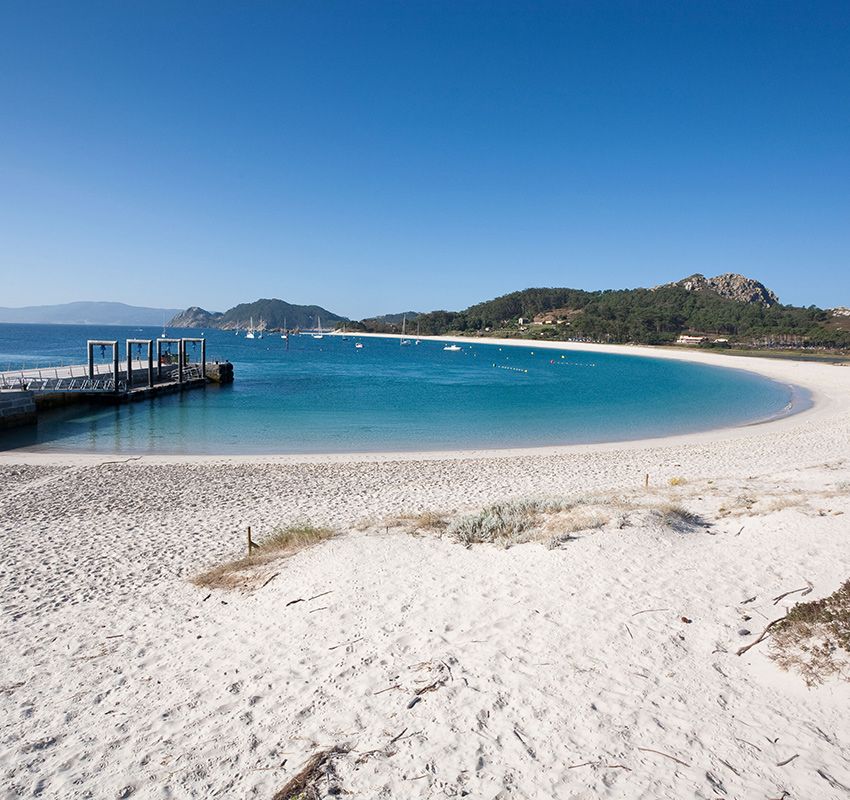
[0,323,800,454]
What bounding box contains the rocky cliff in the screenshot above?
[166,307,223,328]
[672,273,779,306]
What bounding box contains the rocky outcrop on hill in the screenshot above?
[830,307,850,317]
[671,273,779,306]
[167,299,347,330]
[166,307,223,328]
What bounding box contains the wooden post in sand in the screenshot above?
[645,473,649,489]
[247,526,253,556]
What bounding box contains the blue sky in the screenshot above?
[1,1,848,318]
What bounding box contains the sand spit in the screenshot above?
[1,344,850,798]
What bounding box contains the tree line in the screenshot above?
[348,286,850,348]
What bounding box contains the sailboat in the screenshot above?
[415,320,421,345]
[245,317,256,339]
[312,315,324,339]
[400,315,411,346]
[257,318,264,339]
[281,317,288,339]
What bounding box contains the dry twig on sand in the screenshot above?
[772,581,813,605]
[328,637,363,651]
[636,747,691,767]
[272,745,349,800]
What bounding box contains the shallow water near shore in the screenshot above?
[0,323,801,454]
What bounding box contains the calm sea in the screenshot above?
[0,323,800,454]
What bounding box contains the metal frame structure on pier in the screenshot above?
[181,337,206,380]
[87,340,120,394]
[125,339,154,389]
[155,337,206,384]
[156,338,184,382]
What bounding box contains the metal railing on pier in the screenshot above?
[0,363,203,394]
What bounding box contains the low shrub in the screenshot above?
[769,580,850,685]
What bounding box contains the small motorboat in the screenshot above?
[443,344,462,351]
[355,342,364,349]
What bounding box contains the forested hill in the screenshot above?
[354,275,850,349]
[168,299,346,330]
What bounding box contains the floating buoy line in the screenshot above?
[493,364,529,373]
[549,359,596,367]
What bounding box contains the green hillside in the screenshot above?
[360,283,850,348]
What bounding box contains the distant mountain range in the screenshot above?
[167,298,347,330]
[0,301,181,326]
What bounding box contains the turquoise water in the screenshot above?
[0,323,801,454]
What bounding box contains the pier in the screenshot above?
[0,338,233,430]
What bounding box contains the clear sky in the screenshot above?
[1,1,848,318]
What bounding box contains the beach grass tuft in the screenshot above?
[384,511,449,534]
[769,579,850,685]
[192,523,335,590]
[447,497,571,547]
[656,504,705,532]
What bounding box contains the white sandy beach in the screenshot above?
[1,339,849,799]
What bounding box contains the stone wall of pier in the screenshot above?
[0,391,37,429]
[205,361,234,384]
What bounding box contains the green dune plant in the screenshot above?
[769,580,850,686]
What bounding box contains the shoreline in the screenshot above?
[0,334,844,465]
[3,337,850,798]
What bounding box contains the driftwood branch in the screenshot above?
[272,745,349,800]
[736,616,787,656]
[772,581,813,605]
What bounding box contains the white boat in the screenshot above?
[246,317,256,339]
[415,320,421,344]
[443,344,462,352]
[355,342,364,349]
[400,314,411,346]
[312,315,324,339]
